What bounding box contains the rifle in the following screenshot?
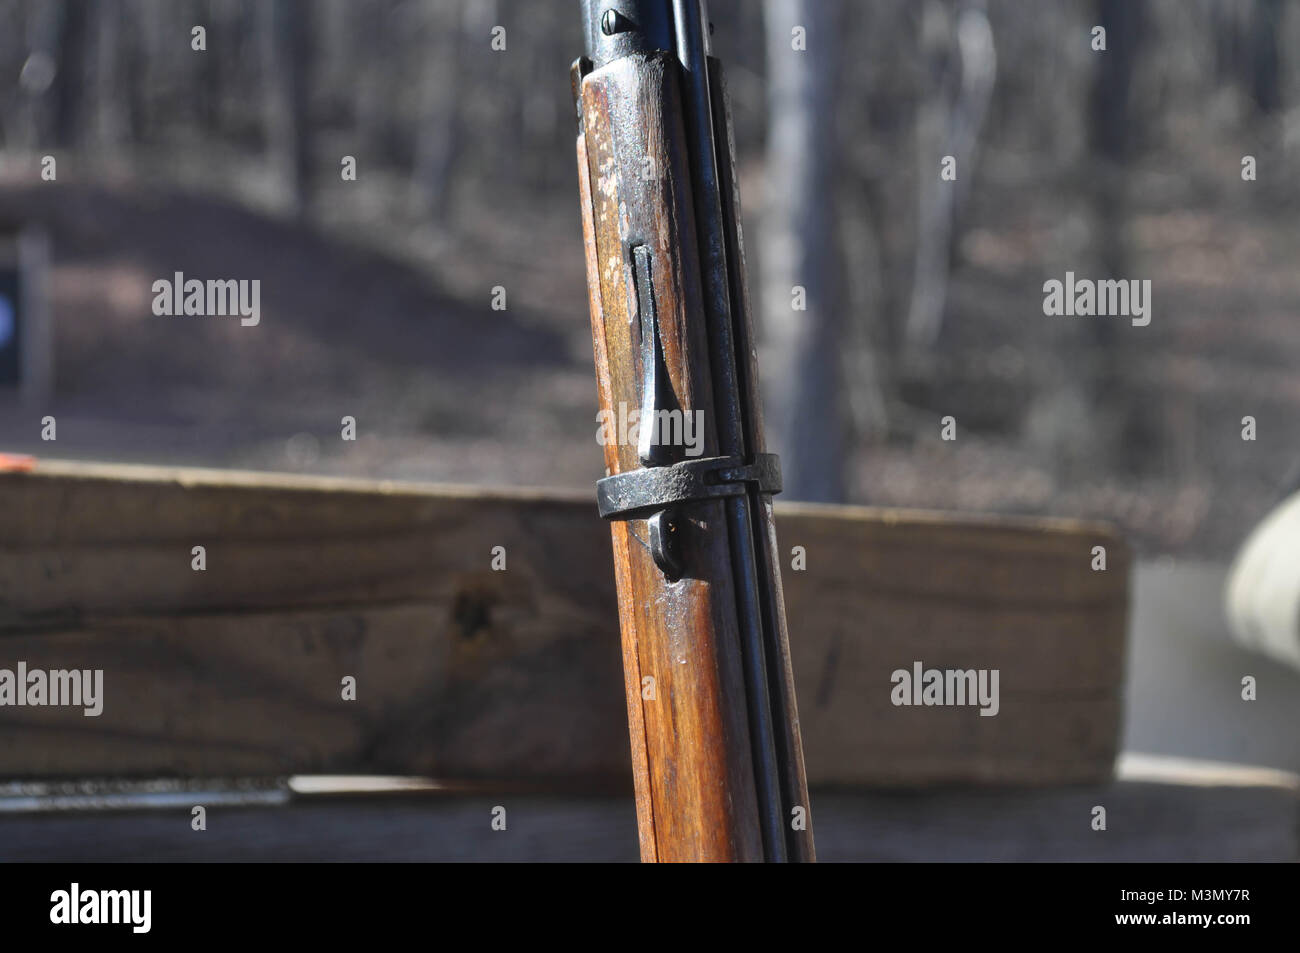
[571,0,815,862]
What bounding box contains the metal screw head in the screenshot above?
[601,9,631,35]
[648,510,684,581]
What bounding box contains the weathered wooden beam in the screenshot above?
[0,460,1129,784]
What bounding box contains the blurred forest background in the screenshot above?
[0,0,1298,559]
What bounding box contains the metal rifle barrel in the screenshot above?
[666,0,789,862]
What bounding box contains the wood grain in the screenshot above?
[577,117,660,860]
[580,52,763,861]
[0,459,1129,787]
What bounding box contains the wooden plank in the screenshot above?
[0,460,1129,784]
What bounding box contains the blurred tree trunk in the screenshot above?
[52,0,89,148]
[1087,0,1149,473]
[1249,0,1282,115]
[760,0,843,502]
[1089,0,1142,166]
[261,0,314,216]
[92,0,127,149]
[196,0,226,133]
[1212,0,1244,87]
[411,0,465,224]
[15,2,60,149]
[121,0,150,142]
[351,3,387,160]
[903,0,995,368]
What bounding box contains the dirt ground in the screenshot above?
[0,175,603,491]
[1,121,1296,560]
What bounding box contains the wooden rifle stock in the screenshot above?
[571,0,814,862]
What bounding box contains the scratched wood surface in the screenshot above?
[0,459,1128,785]
[578,49,766,861]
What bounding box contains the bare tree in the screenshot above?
[52,0,90,148]
[903,0,995,365]
[760,0,842,502]
[1249,0,1282,114]
[410,0,467,224]
[91,0,127,149]
[1088,0,1150,473]
[261,0,315,216]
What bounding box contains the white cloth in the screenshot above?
[1225,492,1300,671]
